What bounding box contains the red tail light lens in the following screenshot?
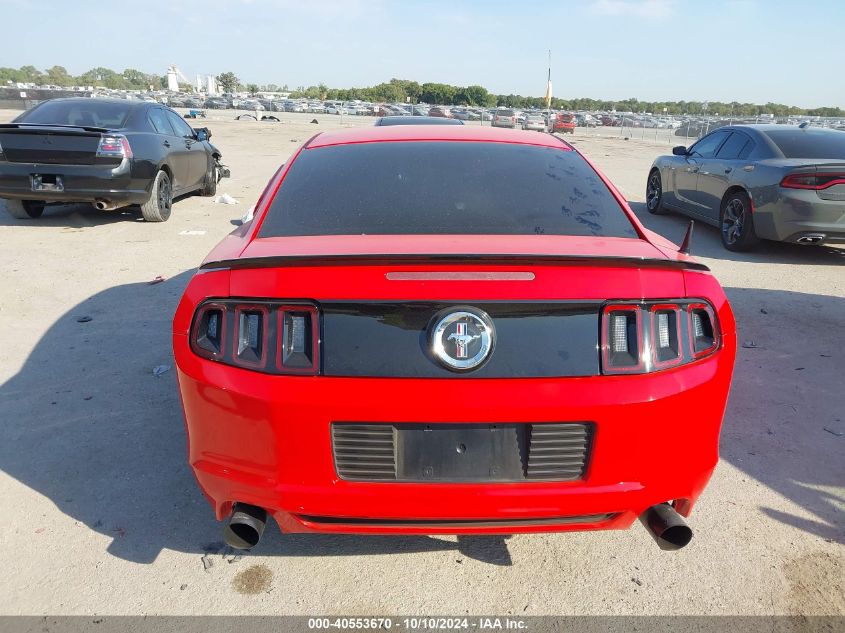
[687,303,718,358]
[96,134,133,159]
[601,300,720,375]
[192,303,226,360]
[601,305,643,373]
[650,304,683,368]
[781,173,845,190]
[277,305,319,374]
[190,300,320,375]
[233,305,269,368]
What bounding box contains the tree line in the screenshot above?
[3,66,842,118]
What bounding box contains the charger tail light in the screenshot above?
[277,305,319,374]
[688,303,719,359]
[190,300,320,375]
[650,304,683,369]
[601,300,720,375]
[780,172,845,190]
[601,305,643,374]
[96,134,133,159]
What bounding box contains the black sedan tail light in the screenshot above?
[601,300,720,375]
[190,300,320,375]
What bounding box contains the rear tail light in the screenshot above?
[687,303,718,358]
[650,304,683,368]
[234,305,269,368]
[601,305,643,373]
[192,303,226,359]
[780,172,845,190]
[601,300,720,375]
[277,305,319,374]
[96,134,133,159]
[190,300,320,375]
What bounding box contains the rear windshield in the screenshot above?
[16,100,132,128]
[496,110,515,116]
[259,141,637,238]
[764,129,845,159]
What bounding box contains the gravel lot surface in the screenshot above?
[0,109,841,616]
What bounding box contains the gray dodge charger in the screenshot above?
[646,124,845,251]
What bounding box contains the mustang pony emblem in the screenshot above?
[448,326,480,358]
[430,308,495,371]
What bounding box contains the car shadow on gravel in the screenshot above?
[0,270,512,566]
[720,286,844,545]
[628,201,845,265]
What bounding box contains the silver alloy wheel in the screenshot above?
[646,173,661,210]
[158,175,172,213]
[722,198,745,245]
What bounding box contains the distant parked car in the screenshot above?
[374,116,464,126]
[240,99,265,111]
[647,124,845,250]
[523,114,547,132]
[492,109,517,128]
[204,98,229,109]
[428,107,452,118]
[0,98,228,222]
[550,113,576,134]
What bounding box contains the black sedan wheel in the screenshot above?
[201,162,219,197]
[3,199,45,219]
[720,191,759,251]
[646,170,665,214]
[140,170,173,222]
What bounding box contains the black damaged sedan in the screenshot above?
[0,98,228,221]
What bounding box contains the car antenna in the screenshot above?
[679,220,694,255]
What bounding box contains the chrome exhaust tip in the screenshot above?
[223,503,267,550]
[639,503,693,551]
[93,199,116,211]
[796,234,825,244]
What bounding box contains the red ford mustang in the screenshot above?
[173,125,735,551]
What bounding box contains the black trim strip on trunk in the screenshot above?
[200,254,709,272]
[296,513,616,528]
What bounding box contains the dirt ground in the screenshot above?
[0,109,841,616]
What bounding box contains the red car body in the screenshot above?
[173,126,735,545]
[551,113,576,134]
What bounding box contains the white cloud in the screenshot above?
[590,0,676,18]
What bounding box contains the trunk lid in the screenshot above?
[0,124,107,165]
[221,235,690,302]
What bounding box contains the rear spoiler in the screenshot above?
[200,253,710,272]
[0,123,111,134]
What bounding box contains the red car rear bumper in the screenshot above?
[174,333,735,535]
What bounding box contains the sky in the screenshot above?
[2,0,843,108]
